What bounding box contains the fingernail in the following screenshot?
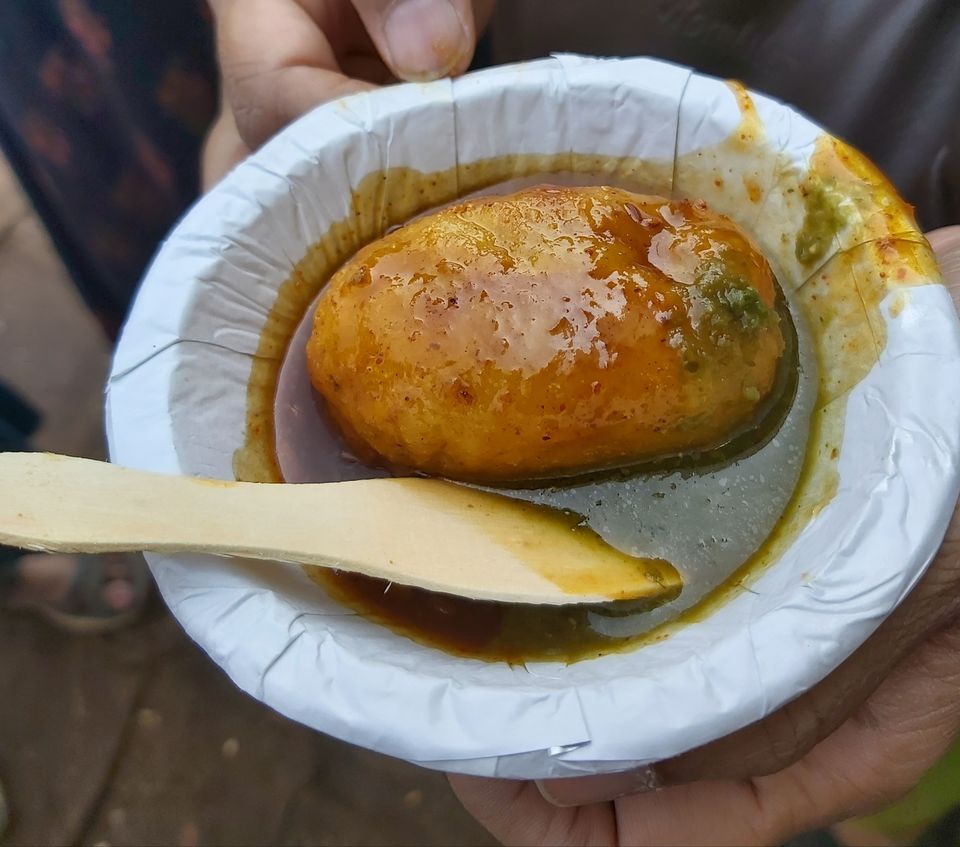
[383,0,470,81]
[535,766,663,808]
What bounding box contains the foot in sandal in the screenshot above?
[0,551,151,634]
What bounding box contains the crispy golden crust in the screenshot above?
[306,185,784,482]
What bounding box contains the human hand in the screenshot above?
[202,0,494,187]
[450,227,960,846]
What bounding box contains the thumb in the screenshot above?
[350,0,478,82]
[927,225,960,301]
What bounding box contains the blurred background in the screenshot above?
[1,1,957,845]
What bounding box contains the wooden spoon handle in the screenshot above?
[0,452,680,605]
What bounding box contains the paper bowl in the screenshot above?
[106,55,960,779]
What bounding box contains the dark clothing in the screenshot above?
[0,385,38,576]
[492,0,960,231]
[0,384,39,452]
[0,0,216,335]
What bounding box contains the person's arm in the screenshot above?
[203,0,494,187]
[450,229,960,845]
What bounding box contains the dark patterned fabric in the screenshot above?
[0,0,217,336]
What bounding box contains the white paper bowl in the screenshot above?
[106,55,960,779]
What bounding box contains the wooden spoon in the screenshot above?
[0,452,681,606]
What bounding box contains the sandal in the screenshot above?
[0,552,151,634]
